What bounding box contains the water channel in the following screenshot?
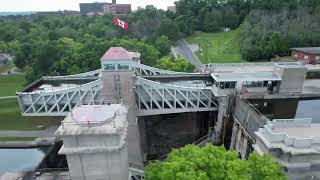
[249,98,320,122]
[0,148,44,173]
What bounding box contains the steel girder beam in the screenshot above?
[132,62,187,76]
[129,167,144,180]
[135,77,218,116]
[17,79,103,116]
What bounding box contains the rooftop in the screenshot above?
[100,47,132,61]
[273,124,320,138]
[275,63,306,69]
[56,104,127,136]
[255,118,320,153]
[70,105,117,125]
[291,47,320,54]
[211,72,281,82]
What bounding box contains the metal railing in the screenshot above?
[60,102,124,128]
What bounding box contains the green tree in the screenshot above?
[156,56,195,73]
[0,41,7,52]
[145,144,287,180]
[157,19,181,41]
[247,153,287,180]
[155,35,171,56]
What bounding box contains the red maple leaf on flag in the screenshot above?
[114,16,128,29]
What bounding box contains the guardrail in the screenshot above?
[60,101,124,128]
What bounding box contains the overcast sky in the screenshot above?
[0,0,176,12]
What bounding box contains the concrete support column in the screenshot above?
[213,96,229,144]
[229,122,239,150]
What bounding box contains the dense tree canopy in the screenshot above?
[1,0,320,81]
[240,5,320,61]
[156,56,196,73]
[172,0,320,61]
[145,144,287,180]
[0,10,175,82]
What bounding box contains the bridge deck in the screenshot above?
[22,77,98,93]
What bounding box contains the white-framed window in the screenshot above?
[104,64,116,70]
[316,56,320,60]
[294,53,298,57]
[118,64,129,70]
[304,55,309,60]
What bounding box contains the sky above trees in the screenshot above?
[0,0,175,12]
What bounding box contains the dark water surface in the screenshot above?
[295,99,320,123]
[248,98,320,122]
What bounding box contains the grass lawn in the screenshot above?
[188,29,244,64]
[0,74,26,96]
[0,62,13,74]
[0,137,36,141]
[0,98,63,131]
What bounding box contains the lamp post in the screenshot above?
[197,37,210,64]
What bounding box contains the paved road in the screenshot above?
[0,126,59,138]
[176,39,205,70]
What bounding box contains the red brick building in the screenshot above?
[291,47,320,64]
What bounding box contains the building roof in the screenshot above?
[100,47,132,61]
[254,118,320,155]
[275,63,306,69]
[56,104,127,136]
[71,105,116,125]
[291,47,320,54]
[211,72,281,82]
[273,124,320,138]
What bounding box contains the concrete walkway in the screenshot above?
[0,172,24,180]
[0,126,59,138]
[0,96,16,100]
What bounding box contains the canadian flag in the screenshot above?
[114,16,128,29]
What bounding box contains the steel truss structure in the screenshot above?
[132,62,188,76]
[17,63,211,116]
[129,167,144,180]
[135,77,218,116]
[17,79,103,116]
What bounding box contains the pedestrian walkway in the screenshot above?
[0,126,59,138]
[0,96,16,100]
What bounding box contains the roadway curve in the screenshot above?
[176,39,205,70]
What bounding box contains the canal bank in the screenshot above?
[0,141,67,180]
[0,138,56,148]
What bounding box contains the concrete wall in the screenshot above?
[126,106,143,166]
[213,96,229,144]
[273,65,307,93]
[138,111,213,160]
[229,121,253,159]
[101,71,134,105]
[230,97,268,158]
[66,147,128,180]
[255,136,320,180]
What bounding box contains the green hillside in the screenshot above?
[0,74,25,96]
[188,29,243,64]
